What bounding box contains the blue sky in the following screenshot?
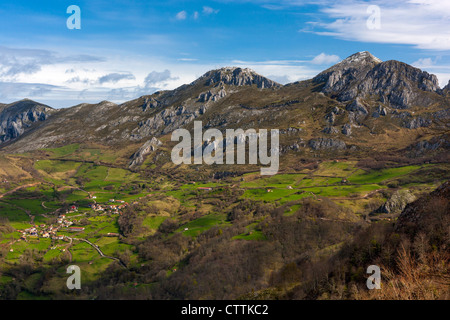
[0,0,449,108]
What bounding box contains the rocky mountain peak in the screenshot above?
[197,67,281,89]
[340,51,382,65]
[314,51,382,82]
[314,51,442,108]
[0,99,55,144]
[313,52,383,99]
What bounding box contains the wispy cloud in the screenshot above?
[0,81,61,100]
[178,58,199,62]
[176,11,187,20]
[0,46,104,79]
[203,6,220,15]
[66,77,92,85]
[311,53,340,65]
[144,70,178,87]
[306,0,450,50]
[176,6,219,21]
[412,57,436,68]
[98,72,135,84]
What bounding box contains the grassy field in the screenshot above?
[44,144,80,158]
[0,202,30,223]
[177,214,229,238]
[143,215,168,231]
[314,161,357,177]
[232,230,266,241]
[348,165,422,184]
[240,173,307,188]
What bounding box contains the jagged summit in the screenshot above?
[196,67,281,89]
[314,51,441,107]
[314,51,382,83]
[340,51,382,65]
[0,99,55,143]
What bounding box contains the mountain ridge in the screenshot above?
[0,52,449,168]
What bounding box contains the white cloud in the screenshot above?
[0,45,217,108]
[66,77,92,85]
[434,73,450,88]
[144,70,178,87]
[203,6,219,15]
[0,82,60,101]
[307,0,450,50]
[175,11,187,20]
[98,72,135,84]
[174,7,219,22]
[0,46,104,80]
[178,58,198,62]
[311,53,340,65]
[412,57,435,68]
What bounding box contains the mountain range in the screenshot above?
[0,51,449,301]
[1,51,449,169]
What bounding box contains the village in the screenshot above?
[14,198,129,243]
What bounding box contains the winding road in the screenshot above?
[73,237,127,268]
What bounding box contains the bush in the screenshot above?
[387,181,399,188]
[158,218,179,234]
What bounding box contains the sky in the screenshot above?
[0,0,449,108]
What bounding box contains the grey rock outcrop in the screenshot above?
[134,103,205,137]
[407,135,449,156]
[346,98,368,123]
[142,97,159,111]
[280,127,302,135]
[0,99,55,144]
[377,189,416,214]
[341,123,352,136]
[362,60,440,108]
[198,87,227,102]
[322,126,339,134]
[325,106,343,125]
[308,138,346,150]
[196,67,281,89]
[372,105,388,118]
[403,116,432,129]
[129,137,162,167]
